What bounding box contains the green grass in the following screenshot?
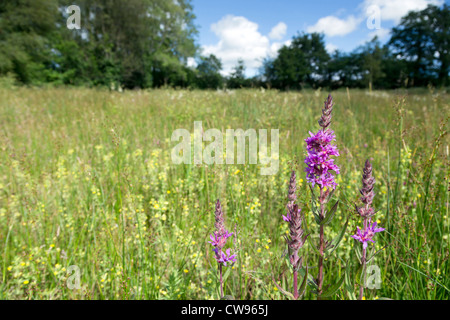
[0,86,448,300]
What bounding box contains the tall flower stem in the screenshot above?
[304,95,340,300]
[219,263,224,298]
[352,160,385,300]
[359,217,368,300]
[293,270,299,299]
[318,188,325,298]
[281,172,309,300]
[208,199,237,299]
[285,202,308,300]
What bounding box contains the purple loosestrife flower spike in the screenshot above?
[283,171,297,222]
[304,129,340,189]
[208,231,233,249]
[355,160,376,217]
[352,160,384,300]
[209,199,235,266]
[214,199,226,238]
[209,199,236,298]
[304,94,340,299]
[318,94,333,130]
[286,204,309,270]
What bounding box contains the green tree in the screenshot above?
[358,37,385,89]
[52,0,198,88]
[267,33,330,90]
[0,0,59,84]
[326,50,362,89]
[227,58,248,88]
[389,4,449,86]
[149,0,198,88]
[196,54,223,89]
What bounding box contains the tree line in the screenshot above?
[0,1,448,90]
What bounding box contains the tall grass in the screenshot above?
[0,86,448,299]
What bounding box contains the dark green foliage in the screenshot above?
[0,0,59,84]
[389,4,449,87]
[195,54,223,89]
[265,33,330,90]
[227,59,249,89]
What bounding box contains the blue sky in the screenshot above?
[190,0,446,76]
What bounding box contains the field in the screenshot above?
[0,86,448,300]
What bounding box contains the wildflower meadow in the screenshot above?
[0,86,448,300]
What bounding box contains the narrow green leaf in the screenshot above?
[355,264,365,286]
[272,277,295,300]
[354,243,362,264]
[320,200,339,225]
[366,245,388,263]
[321,272,345,298]
[325,215,349,257]
[325,187,337,204]
[313,211,321,225]
[309,184,317,200]
[298,265,317,289]
[222,264,233,283]
[298,266,308,298]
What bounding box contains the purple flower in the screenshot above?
[282,213,291,222]
[213,248,237,266]
[304,129,340,189]
[208,230,233,249]
[351,219,385,249]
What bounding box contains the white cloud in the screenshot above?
[362,0,444,23]
[326,43,339,54]
[268,40,291,58]
[307,15,361,37]
[186,57,197,68]
[202,15,289,76]
[268,22,287,40]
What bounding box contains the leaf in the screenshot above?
[310,199,321,223]
[298,264,318,289]
[355,264,365,286]
[321,272,345,298]
[297,266,308,298]
[313,211,321,224]
[320,200,339,225]
[309,184,317,200]
[366,245,388,263]
[309,185,322,224]
[221,295,235,300]
[302,215,320,255]
[272,276,295,300]
[222,264,233,283]
[325,187,337,204]
[325,214,349,257]
[354,243,362,264]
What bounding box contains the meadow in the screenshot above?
[0,85,448,300]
